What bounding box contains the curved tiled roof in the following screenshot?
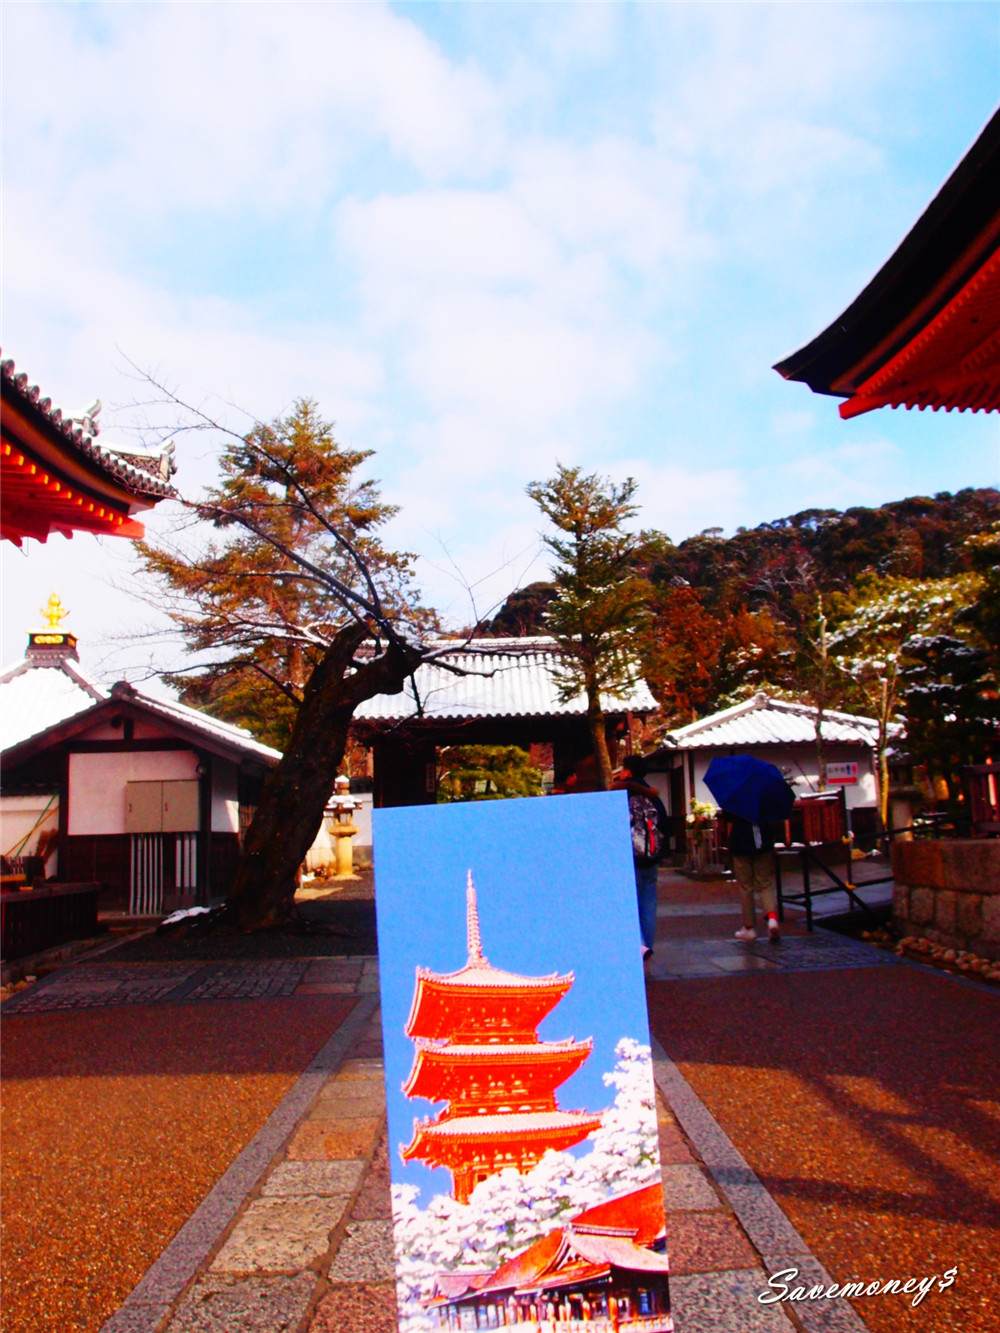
[1,354,176,499]
[355,637,656,722]
[107,682,281,764]
[410,1109,602,1140]
[0,655,107,752]
[414,957,572,990]
[667,693,881,750]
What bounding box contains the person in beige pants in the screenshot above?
[726,814,780,942]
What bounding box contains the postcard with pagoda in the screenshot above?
[373,790,672,1333]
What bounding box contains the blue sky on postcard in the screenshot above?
[372,790,650,1201]
[2,3,997,674]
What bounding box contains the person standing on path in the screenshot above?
[615,755,668,961]
[724,813,780,942]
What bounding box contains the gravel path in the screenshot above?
[1,994,357,1333]
[647,965,1000,1333]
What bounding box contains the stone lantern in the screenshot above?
[326,774,361,880]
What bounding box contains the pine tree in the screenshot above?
[526,465,652,789]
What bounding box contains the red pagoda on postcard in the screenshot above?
[401,871,603,1203]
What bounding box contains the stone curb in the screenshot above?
[651,1038,871,1333]
[98,993,379,1333]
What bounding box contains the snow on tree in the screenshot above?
[390,1038,660,1331]
[827,574,974,831]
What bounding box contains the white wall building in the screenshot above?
[650,693,886,844]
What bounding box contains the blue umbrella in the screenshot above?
[704,755,795,823]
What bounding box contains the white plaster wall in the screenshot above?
[353,793,373,849]
[0,794,60,873]
[646,772,672,812]
[689,744,877,812]
[68,750,198,835]
[211,759,240,833]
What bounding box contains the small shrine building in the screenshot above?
[402,873,602,1204]
[1,619,279,918]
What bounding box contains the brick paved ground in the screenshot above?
[0,987,359,1333]
[648,871,999,1333]
[7,865,990,1333]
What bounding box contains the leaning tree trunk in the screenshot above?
[586,684,614,791]
[228,625,421,930]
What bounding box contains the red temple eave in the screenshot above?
[1,355,175,546]
[404,964,573,1041]
[402,1037,594,1103]
[2,442,146,544]
[401,1108,603,1164]
[836,240,1000,420]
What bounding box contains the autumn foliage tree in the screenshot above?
[137,398,435,929]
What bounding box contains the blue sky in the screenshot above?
[1,3,997,680]
[372,791,649,1201]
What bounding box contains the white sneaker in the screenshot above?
[734,927,757,942]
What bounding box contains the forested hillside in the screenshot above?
[485,487,1000,730]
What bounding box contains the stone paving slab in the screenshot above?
[662,1163,724,1211]
[260,1161,365,1197]
[350,1132,392,1220]
[185,961,308,1000]
[302,960,364,982]
[2,959,330,1012]
[666,1212,760,1275]
[2,963,204,1012]
[286,1117,382,1160]
[326,1220,395,1282]
[308,1281,398,1333]
[313,1084,386,1115]
[210,1195,352,1272]
[647,929,899,981]
[162,1273,316,1333]
[671,1269,797,1332]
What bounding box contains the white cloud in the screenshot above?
[2,2,992,676]
[3,4,503,229]
[757,437,905,519]
[610,459,747,544]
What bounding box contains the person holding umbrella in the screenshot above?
[704,755,795,944]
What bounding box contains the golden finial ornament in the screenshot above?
[40,592,70,629]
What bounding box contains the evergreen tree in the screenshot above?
[526,465,652,789]
[899,635,999,810]
[436,745,543,802]
[827,575,972,830]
